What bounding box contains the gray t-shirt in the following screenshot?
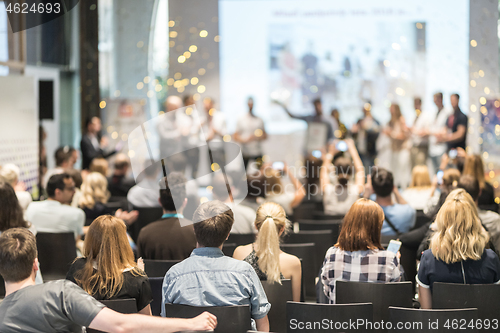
[0,280,105,333]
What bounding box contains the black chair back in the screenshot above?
[389,307,478,333]
[143,259,181,277]
[130,206,163,242]
[290,202,319,222]
[286,301,373,333]
[165,304,251,333]
[280,243,315,300]
[227,233,255,247]
[149,277,163,316]
[336,281,413,323]
[262,279,292,333]
[313,212,345,221]
[36,232,77,280]
[282,230,333,274]
[297,220,342,243]
[433,283,500,332]
[87,298,137,333]
[222,243,237,257]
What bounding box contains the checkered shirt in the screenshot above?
[321,246,402,303]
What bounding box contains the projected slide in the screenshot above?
[219,0,469,134]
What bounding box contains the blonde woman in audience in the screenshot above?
[320,138,365,216]
[321,198,402,303]
[401,165,433,210]
[262,164,305,216]
[417,189,500,309]
[233,202,302,302]
[0,163,32,212]
[89,157,109,177]
[462,154,497,209]
[66,215,152,314]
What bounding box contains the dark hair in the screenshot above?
[434,92,443,100]
[312,98,322,105]
[0,181,29,232]
[414,97,422,104]
[451,93,460,100]
[336,199,384,251]
[182,94,193,106]
[193,200,234,247]
[0,228,37,282]
[334,157,353,187]
[371,167,393,198]
[46,173,71,197]
[458,175,480,202]
[169,153,188,173]
[66,168,83,189]
[159,172,187,211]
[212,173,231,201]
[246,172,264,199]
[85,116,99,130]
[55,146,71,166]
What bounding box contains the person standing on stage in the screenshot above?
[428,92,452,173]
[234,97,267,170]
[351,103,380,174]
[436,93,468,151]
[410,97,432,168]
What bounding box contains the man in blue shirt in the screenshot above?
[364,167,416,236]
[161,200,271,331]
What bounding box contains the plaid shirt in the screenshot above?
[321,246,402,303]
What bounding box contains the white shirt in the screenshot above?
[235,113,265,157]
[411,111,432,147]
[25,200,85,237]
[16,191,32,212]
[323,182,360,216]
[226,202,257,234]
[127,179,162,208]
[202,111,227,150]
[265,192,295,216]
[428,107,452,157]
[401,187,434,211]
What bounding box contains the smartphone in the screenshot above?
[437,170,444,185]
[448,149,458,159]
[312,150,322,159]
[336,140,348,152]
[387,239,402,254]
[272,161,284,170]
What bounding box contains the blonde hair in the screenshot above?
[254,202,289,284]
[75,215,143,298]
[430,189,489,264]
[0,164,20,185]
[264,168,283,196]
[462,155,486,189]
[89,158,109,177]
[79,172,110,209]
[409,165,431,188]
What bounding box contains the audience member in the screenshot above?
[458,175,500,255]
[162,200,270,331]
[66,168,84,207]
[43,146,72,189]
[233,202,302,302]
[234,97,267,169]
[89,157,109,177]
[321,139,365,215]
[0,228,217,332]
[321,199,402,303]
[462,154,498,210]
[303,154,322,202]
[81,116,117,170]
[241,172,265,211]
[0,164,32,212]
[67,146,79,169]
[66,215,152,314]
[127,161,162,208]
[402,165,433,210]
[364,167,416,236]
[263,163,306,216]
[417,189,500,309]
[26,173,85,243]
[424,167,461,218]
[137,173,197,260]
[107,153,135,198]
[0,181,32,234]
[212,173,256,234]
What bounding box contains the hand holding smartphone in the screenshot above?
[387,239,402,254]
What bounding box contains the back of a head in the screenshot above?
[409,165,431,188]
[55,146,71,167]
[0,228,37,282]
[371,167,393,198]
[211,173,232,201]
[192,200,234,247]
[336,198,384,252]
[254,202,288,283]
[0,181,28,232]
[89,158,109,177]
[66,168,83,189]
[47,173,70,198]
[79,172,110,209]
[159,172,187,211]
[263,168,282,196]
[0,164,20,186]
[246,172,264,199]
[458,175,480,202]
[113,153,129,172]
[462,155,485,188]
[78,215,138,296]
[442,168,461,188]
[431,189,488,264]
[169,153,188,173]
[334,157,354,186]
